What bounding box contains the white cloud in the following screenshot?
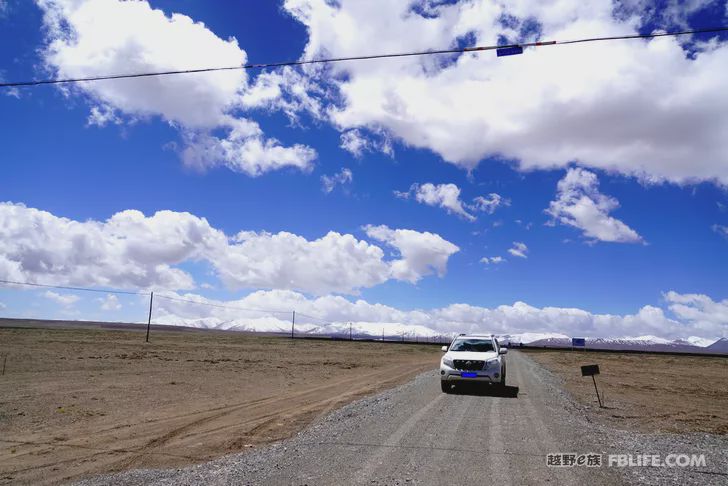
[282,0,728,185]
[86,104,122,127]
[99,294,122,311]
[37,0,316,176]
[44,291,80,306]
[0,302,6,310]
[153,288,728,342]
[480,256,505,265]
[507,241,528,258]
[663,291,728,337]
[240,66,324,123]
[546,168,644,243]
[321,168,353,193]
[364,224,459,282]
[340,129,368,157]
[339,129,393,158]
[179,128,316,177]
[396,183,475,221]
[0,202,457,295]
[470,193,509,215]
[396,183,508,221]
[214,230,391,294]
[712,224,728,240]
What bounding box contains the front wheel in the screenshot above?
[441,381,452,393]
[499,365,507,387]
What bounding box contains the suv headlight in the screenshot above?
[442,357,454,368]
[484,358,499,369]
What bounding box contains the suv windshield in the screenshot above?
[449,339,495,353]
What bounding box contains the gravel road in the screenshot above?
[76,350,726,485]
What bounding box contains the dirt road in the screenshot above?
[78,351,623,485]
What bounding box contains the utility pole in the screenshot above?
[349,322,353,341]
[291,310,295,339]
[145,291,154,343]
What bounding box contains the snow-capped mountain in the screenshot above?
[153,314,723,352]
[622,335,672,344]
[496,332,569,345]
[686,336,716,347]
[153,315,448,340]
[526,335,724,354]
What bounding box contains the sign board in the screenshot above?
[572,337,586,347]
[496,46,524,57]
[581,364,600,376]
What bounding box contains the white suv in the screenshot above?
[440,334,507,393]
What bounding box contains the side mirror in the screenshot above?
[441,346,448,352]
[499,347,508,355]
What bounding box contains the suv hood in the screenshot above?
[444,351,498,361]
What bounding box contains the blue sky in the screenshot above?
[1,0,727,340]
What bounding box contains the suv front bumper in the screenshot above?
[440,366,501,383]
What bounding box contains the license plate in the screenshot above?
[461,372,477,378]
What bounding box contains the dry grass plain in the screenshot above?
[0,325,440,485]
[524,349,728,435]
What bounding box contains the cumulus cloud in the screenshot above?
[0,202,457,295]
[153,288,728,342]
[44,291,80,306]
[179,128,316,176]
[395,183,507,221]
[507,242,528,258]
[663,291,728,337]
[240,66,324,122]
[396,183,475,221]
[480,256,505,265]
[546,168,644,243]
[321,168,353,193]
[364,224,460,282]
[99,294,122,311]
[282,0,728,185]
[339,129,393,158]
[471,193,509,215]
[37,0,316,176]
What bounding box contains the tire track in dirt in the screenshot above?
[1,362,433,484]
[115,363,427,469]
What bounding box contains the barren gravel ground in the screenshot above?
[524,349,728,434]
[0,326,438,485]
[76,351,727,486]
[5,328,726,485]
[75,351,628,486]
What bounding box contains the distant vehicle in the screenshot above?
[439,334,507,393]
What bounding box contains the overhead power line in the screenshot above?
[294,312,335,325]
[0,278,335,323]
[0,278,144,295]
[1,26,726,88]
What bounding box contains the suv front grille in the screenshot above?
[453,360,485,371]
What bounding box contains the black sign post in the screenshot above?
[581,364,603,408]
